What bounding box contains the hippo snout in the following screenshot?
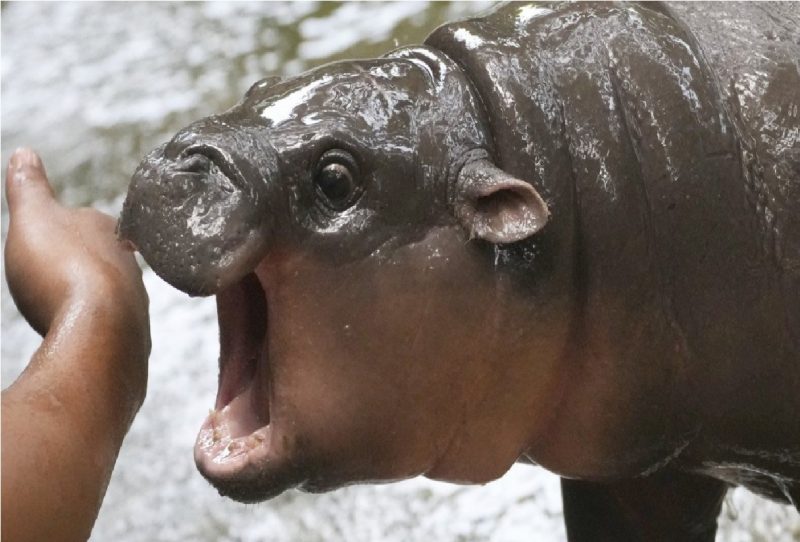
[119,130,276,296]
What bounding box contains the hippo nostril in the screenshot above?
[182,144,247,191]
[177,153,212,174]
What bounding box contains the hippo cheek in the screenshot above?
[190,268,346,502]
[190,262,419,501]
[193,227,514,500]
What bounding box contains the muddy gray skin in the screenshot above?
[119,2,800,540]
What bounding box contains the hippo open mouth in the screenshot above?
[193,271,279,496]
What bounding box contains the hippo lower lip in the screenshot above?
[193,271,281,497]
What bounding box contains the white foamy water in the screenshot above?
[2,2,798,540]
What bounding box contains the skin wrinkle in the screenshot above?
[427,42,497,197]
[525,100,584,464]
[724,69,800,367]
[608,54,694,370]
[723,62,783,267]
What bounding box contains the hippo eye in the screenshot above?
[314,150,361,210]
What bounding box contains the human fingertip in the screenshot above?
[118,238,139,253]
[9,147,43,173]
[5,148,54,209]
[8,148,46,189]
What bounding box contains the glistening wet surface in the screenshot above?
[2,2,798,540]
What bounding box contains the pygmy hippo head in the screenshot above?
[119,46,552,502]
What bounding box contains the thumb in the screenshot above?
[5,148,55,214]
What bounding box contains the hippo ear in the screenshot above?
[454,160,549,243]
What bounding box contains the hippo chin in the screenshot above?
[120,1,800,537]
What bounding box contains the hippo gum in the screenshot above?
[119,2,799,539]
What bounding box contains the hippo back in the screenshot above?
[426,2,800,459]
[667,1,800,347]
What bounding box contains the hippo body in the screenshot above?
[120,2,799,540]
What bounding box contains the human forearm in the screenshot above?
[2,295,149,542]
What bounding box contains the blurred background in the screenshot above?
[2,2,798,541]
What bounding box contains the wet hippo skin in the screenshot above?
[119,2,799,540]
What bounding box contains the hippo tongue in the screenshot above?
[220,379,266,438]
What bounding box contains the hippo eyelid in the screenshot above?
[310,136,366,173]
[183,143,248,193]
[316,149,360,176]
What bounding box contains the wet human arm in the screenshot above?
[1,149,151,542]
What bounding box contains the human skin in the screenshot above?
[2,148,150,542]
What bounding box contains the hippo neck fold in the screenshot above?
[382,44,496,211]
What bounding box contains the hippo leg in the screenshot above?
[561,469,728,542]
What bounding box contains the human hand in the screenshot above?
[4,148,150,407]
[5,148,148,333]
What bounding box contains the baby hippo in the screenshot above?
[120,2,800,540]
